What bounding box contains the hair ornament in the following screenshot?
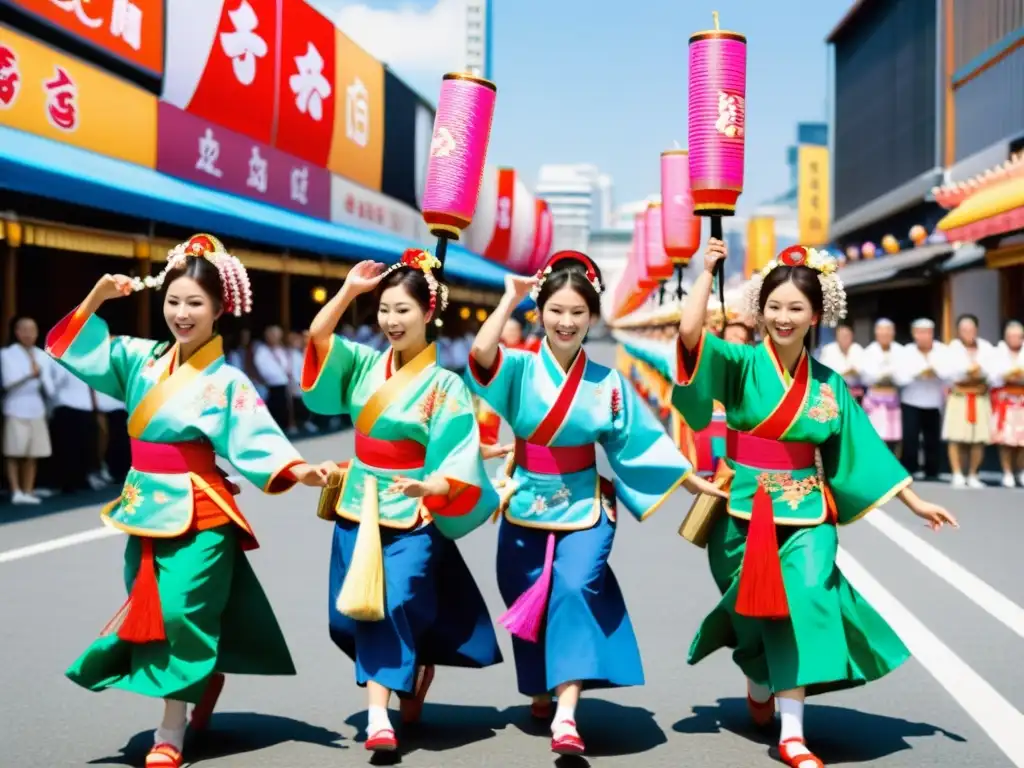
[529,249,603,301]
[743,244,847,328]
[380,248,450,326]
[128,234,253,317]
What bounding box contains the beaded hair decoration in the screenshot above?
[129,234,253,317]
[743,245,847,328]
[530,250,603,302]
[380,248,450,326]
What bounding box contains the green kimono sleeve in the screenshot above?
[422,375,500,539]
[463,346,529,421]
[44,307,158,402]
[210,377,305,495]
[602,370,693,521]
[300,334,380,415]
[820,377,912,525]
[670,329,752,431]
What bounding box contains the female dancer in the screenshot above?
[301,248,501,753]
[672,239,958,767]
[46,234,334,768]
[466,251,723,756]
[991,319,1024,486]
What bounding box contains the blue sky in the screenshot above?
[312,0,850,217]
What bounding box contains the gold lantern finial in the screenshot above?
[712,11,720,30]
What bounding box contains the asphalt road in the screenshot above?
[2,342,1023,768]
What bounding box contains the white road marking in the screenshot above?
[838,546,1024,767]
[867,508,1024,640]
[0,525,122,564]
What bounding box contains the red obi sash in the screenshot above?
[725,429,816,470]
[355,431,426,470]
[513,438,596,475]
[130,439,218,474]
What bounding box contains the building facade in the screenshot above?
[462,0,493,79]
[535,164,614,253]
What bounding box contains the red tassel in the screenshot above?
[117,538,166,643]
[735,485,789,620]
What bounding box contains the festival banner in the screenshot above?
[272,0,335,166]
[162,0,280,145]
[330,174,427,241]
[797,144,830,247]
[3,0,164,78]
[156,101,330,220]
[381,68,432,210]
[327,29,384,192]
[745,216,777,278]
[0,23,156,167]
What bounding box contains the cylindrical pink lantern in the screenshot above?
[660,149,703,266]
[644,203,674,281]
[687,14,747,216]
[421,73,497,241]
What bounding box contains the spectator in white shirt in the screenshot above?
[1,317,55,504]
[252,325,293,429]
[287,330,317,434]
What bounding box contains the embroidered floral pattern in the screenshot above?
[610,387,623,419]
[419,385,448,423]
[232,382,264,413]
[807,383,840,423]
[758,472,819,510]
[551,485,571,505]
[153,491,169,505]
[525,494,548,517]
[194,382,228,415]
[120,483,144,515]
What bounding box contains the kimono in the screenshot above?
[45,308,305,704]
[466,339,692,696]
[989,341,1024,447]
[859,341,904,442]
[817,341,865,399]
[476,340,539,446]
[301,335,502,695]
[941,339,995,445]
[669,330,912,696]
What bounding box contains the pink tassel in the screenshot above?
[498,532,556,643]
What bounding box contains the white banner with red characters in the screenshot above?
[330,174,428,241]
[529,199,553,273]
[463,166,537,273]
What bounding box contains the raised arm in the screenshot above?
[679,238,725,350]
[309,260,385,360]
[469,274,537,372]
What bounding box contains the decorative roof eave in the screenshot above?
[932,151,1024,210]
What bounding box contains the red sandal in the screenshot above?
[365,727,398,752]
[190,672,225,732]
[778,737,824,767]
[400,664,435,724]
[748,692,776,727]
[145,743,183,768]
[551,721,585,755]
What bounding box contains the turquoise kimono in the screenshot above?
[45,308,306,704]
[301,334,502,695]
[668,330,912,695]
[465,339,693,696]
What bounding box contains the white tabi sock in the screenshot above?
[747,679,772,704]
[552,705,577,735]
[367,705,392,734]
[778,697,805,743]
[155,700,187,750]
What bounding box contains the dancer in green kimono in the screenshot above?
[46,234,335,768]
[670,238,958,768]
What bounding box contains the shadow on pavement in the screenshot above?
[346,702,506,760]
[673,697,966,762]
[86,712,346,765]
[506,698,667,757]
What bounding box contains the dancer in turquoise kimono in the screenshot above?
[45,234,335,768]
[465,250,723,756]
[670,239,958,768]
[302,248,502,754]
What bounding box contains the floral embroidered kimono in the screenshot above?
[990,341,1024,447]
[46,309,307,704]
[301,335,502,695]
[670,330,912,696]
[466,339,692,697]
[941,338,996,445]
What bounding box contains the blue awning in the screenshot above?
[0,125,511,289]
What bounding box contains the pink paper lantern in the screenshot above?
[660,149,703,265]
[644,203,674,281]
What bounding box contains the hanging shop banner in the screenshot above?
[162,0,280,145]
[156,101,330,220]
[3,0,164,79]
[272,0,335,166]
[381,68,428,210]
[745,216,777,278]
[327,28,384,192]
[0,23,156,167]
[330,174,427,241]
[797,144,830,247]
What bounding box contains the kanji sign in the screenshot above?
[798,144,830,247]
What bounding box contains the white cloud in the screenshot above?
[311,0,465,76]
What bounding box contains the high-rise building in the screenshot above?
[463,0,493,79]
[535,164,614,253]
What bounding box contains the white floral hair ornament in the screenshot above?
[128,234,254,317]
[529,250,603,302]
[743,245,847,328]
[379,248,450,326]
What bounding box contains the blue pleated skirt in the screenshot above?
[328,518,502,695]
[495,511,644,696]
